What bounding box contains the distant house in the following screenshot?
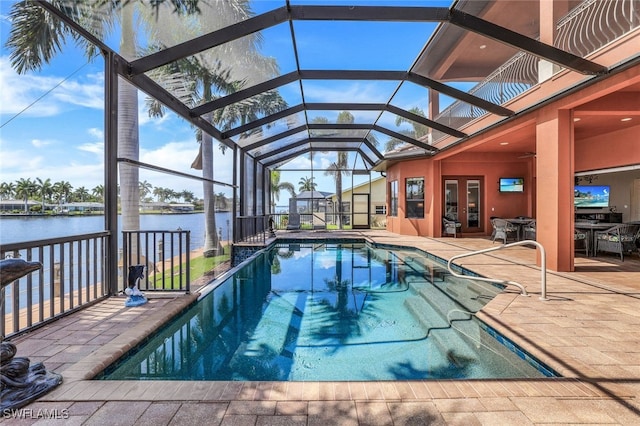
[139,202,194,213]
[293,190,332,213]
[62,202,104,213]
[139,202,168,212]
[168,203,195,212]
[328,176,387,228]
[0,199,40,212]
[287,190,333,229]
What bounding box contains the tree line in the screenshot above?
[0,177,214,206]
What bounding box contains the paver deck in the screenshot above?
[4,231,639,425]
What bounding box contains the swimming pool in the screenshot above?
[99,240,556,381]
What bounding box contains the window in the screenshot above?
[389,180,398,216]
[375,205,386,215]
[406,177,424,218]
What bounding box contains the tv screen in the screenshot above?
[574,185,610,208]
[499,178,524,192]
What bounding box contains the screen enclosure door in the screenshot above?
[352,193,370,229]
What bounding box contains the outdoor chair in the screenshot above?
[574,228,589,255]
[491,218,518,244]
[523,220,536,240]
[594,224,639,261]
[442,216,461,237]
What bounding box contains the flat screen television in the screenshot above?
[499,177,524,192]
[574,185,610,208]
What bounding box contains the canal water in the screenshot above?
[0,212,232,315]
[0,212,232,247]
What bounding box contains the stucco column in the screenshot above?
[536,108,574,272]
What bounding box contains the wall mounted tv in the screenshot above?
[574,185,610,208]
[499,178,524,192]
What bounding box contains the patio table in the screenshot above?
[574,222,617,256]
[506,218,534,241]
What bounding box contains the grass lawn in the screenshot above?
[151,246,230,290]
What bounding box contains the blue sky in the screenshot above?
[0,0,451,200]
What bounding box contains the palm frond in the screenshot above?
[6,1,71,73]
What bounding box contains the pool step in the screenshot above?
[434,276,502,313]
[404,278,483,367]
[400,254,451,284]
[396,252,503,309]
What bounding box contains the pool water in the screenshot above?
[99,241,555,381]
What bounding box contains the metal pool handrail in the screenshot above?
[446,240,548,301]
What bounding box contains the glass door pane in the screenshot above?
[445,180,459,220]
[467,180,480,229]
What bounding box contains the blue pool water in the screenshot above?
[99,241,556,381]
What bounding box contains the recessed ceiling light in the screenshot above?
[573,117,581,122]
[479,44,486,49]
[499,142,509,145]
[621,117,632,122]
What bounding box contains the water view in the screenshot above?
[0,212,232,247]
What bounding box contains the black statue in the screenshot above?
[1,258,63,410]
[124,264,147,307]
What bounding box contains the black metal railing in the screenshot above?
[0,232,110,338]
[121,230,191,294]
[235,216,270,243]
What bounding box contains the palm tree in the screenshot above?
[386,107,430,152]
[180,190,195,203]
[36,177,53,211]
[92,184,104,202]
[270,171,295,211]
[15,178,36,213]
[146,1,285,257]
[74,186,90,202]
[139,180,153,202]
[324,111,355,229]
[6,1,201,235]
[52,181,73,207]
[298,176,317,192]
[0,182,16,201]
[153,187,169,203]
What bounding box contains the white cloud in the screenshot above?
[283,155,312,170]
[0,149,45,175]
[0,56,104,118]
[88,127,104,139]
[31,139,53,148]
[302,82,388,104]
[141,141,198,170]
[139,141,206,195]
[78,142,104,155]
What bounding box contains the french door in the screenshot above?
[444,177,484,234]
